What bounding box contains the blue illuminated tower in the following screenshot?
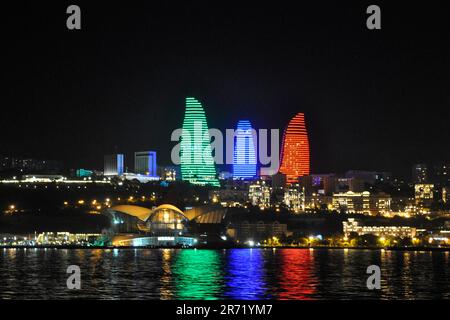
[233,120,257,180]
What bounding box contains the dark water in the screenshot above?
[0,248,448,300]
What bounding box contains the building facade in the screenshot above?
[180,97,219,187]
[343,218,416,238]
[279,113,310,184]
[134,151,157,176]
[233,120,257,180]
[414,184,434,207]
[332,191,391,215]
[104,154,124,176]
[249,181,271,208]
[284,188,304,213]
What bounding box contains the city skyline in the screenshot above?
[0,107,448,181]
[2,2,449,178]
[0,1,449,303]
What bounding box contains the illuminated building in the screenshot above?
[162,167,177,181]
[248,180,271,208]
[284,188,304,213]
[105,204,227,247]
[414,184,434,208]
[279,113,310,184]
[36,232,100,246]
[304,194,333,211]
[180,97,219,187]
[21,174,65,182]
[333,191,371,214]
[104,154,124,176]
[233,120,257,180]
[412,163,428,183]
[122,173,159,183]
[209,189,248,206]
[134,151,157,176]
[76,169,93,177]
[0,176,111,185]
[343,218,416,238]
[443,187,449,204]
[332,191,391,215]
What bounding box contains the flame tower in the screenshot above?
[233,120,257,180]
[180,97,220,187]
[279,113,310,184]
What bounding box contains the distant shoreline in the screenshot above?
[1,245,449,252]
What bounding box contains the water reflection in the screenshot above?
[225,249,267,299]
[172,250,223,300]
[0,248,448,299]
[160,249,174,300]
[278,249,317,300]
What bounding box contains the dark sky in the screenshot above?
[2,1,449,177]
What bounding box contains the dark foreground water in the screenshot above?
[0,248,448,300]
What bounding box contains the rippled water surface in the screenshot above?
[0,248,448,299]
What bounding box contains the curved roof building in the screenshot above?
[110,205,153,221]
[110,204,186,222]
[105,204,226,247]
[279,113,310,184]
[233,120,257,180]
[180,97,220,187]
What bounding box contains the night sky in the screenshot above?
[2,1,449,177]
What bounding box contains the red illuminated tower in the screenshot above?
[279,113,310,184]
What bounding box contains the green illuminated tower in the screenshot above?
[180,97,220,187]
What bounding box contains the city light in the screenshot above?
[279,113,310,184]
[180,97,220,187]
[233,120,257,180]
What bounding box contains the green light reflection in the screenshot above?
[173,250,223,300]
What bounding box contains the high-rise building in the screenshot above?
[414,183,434,208]
[248,180,271,208]
[180,97,220,187]
[279,113,310,184]
[233,120,257,180]
[284,188,304,213]
[134,151,157,176]
[412,163,428,183]
[104,154,124,176]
